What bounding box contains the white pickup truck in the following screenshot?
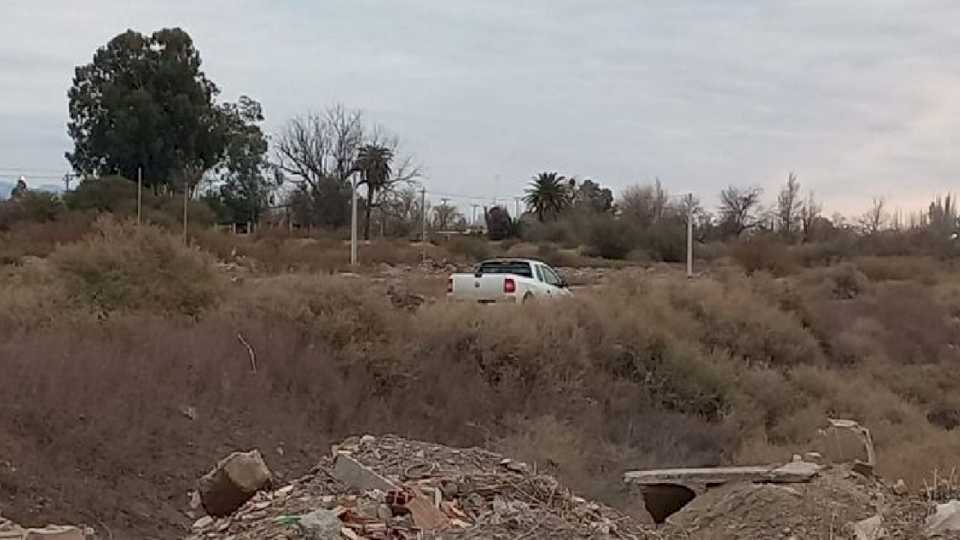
[448,258,573,304]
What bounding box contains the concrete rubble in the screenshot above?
[925,500,960,537]
[0,515,94,540]
[197,449,273,517]
[851,515,885,540]
[623,460,822,524]
[185,434,649,539]
[623,462,821,491]
[817,418,877,477]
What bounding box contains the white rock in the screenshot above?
[192,516,214,530]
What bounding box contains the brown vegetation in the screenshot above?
[3,221,960,537]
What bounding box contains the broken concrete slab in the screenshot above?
[851,515,885,540]
[331,453,398,492]
[623,462,821,488]
[816,418,877,475]
[23,526,94,540]
[925,500,960,537]
[296,509,341,540]
[198,449,272,517]
[626,461,821,525]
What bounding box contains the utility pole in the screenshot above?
[182,179,189,245]
[471,204,479,227]
[684,193,694,278]
[514,198,521,219]
[137,167,143,226]
[350,172,359,266]
[420,187,427,263]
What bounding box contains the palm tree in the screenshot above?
[524,172,571,221]
[355,144,393,240]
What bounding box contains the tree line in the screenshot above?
[4,26,957,259]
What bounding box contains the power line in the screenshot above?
[0,167,68,174]
[0,174,66,181]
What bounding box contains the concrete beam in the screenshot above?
[623,461,820,487]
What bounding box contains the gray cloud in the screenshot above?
[2,0,960,215]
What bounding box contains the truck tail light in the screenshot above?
[504,278,516,294]
[447,278,453,294]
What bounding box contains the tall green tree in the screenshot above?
[356,144,393,240]
[211,96,275,224]
[66,28,228,190]
[524,172,571,221]
[572,178,613,213]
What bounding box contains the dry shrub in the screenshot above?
[522,219,580,248]
[360,239,434,266]
[730,236,797,276]
[445,235,493,262]
[668,277,823,367]
[50,218,224,316]
[822,263,871,299]
[9,254,960,535]
[240,236,347,273]
[0,212,96,264]
[222,273,397,348]
[855,256,940,285]
[193,228,450,272]
[582,216,636,260]
[0,259,81,336]
[870,283,954,364]
[503,241,540,259]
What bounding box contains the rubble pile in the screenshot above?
[187,435,651,539]
[0,514,94,540]
[661,464,890,539]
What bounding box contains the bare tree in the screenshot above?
[718,185,763,237]
[274,105,363,227]
[776,172,801,239]
[432,202,463,230]
[928,195,957,236]
[619,179,669,227]
[275,105,363,187]
[858,197,887,235]
[799,190,822,242]
[274,105,419,230]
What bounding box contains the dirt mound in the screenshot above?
[187,435,653,539]
[660,465,918,539]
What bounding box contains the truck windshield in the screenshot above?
[476,261,533,278]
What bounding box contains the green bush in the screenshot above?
[64,175,139,213]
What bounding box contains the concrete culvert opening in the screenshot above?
[641,484,697,524]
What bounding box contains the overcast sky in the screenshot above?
[2,0,959,214]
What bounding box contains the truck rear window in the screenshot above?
[476,261,533,278]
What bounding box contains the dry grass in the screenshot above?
[4,223,960,535]
[50,218,225,316]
